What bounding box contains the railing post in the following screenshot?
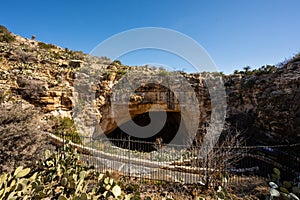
[205,153,209,188]
[90,134,93,167]
[128,136,131,178]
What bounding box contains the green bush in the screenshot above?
[233,65,277,76]
[158,69,169,76]
[112,60,122,65]
[38,41,56,50]
[0,25,15,42]
[118,69,127,76]
[50,117,82,145]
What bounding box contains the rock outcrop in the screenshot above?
[0,26,299,146]
[224,63,300,144]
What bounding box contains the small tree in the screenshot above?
[233,70,239,74]
[243,66,251,75]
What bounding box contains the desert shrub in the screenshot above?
[73,50,85,59]
[112,60,122,65]
[233,70,239,74]
[0,102,52,173]
[37,41,56,50]
[118,69,127,76]
[0,25,15,43]
[16,78,48,101]
[232,65,277,76]
[252,65,277,75]
[190,125,245,189]
[158,69,169,76]
[50,116,82,145]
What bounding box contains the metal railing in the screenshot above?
[52,132,300,184]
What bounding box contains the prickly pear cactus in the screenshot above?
[268,168,300,200]
[0,141,128,199]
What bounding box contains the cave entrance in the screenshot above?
[106,111,187,152]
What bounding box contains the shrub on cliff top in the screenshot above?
[0,25,15,43]
[37,41,56,50]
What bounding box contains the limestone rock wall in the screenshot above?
[224,61,300,144]
[1,30,300,145]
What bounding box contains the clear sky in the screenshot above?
[1,0,300,74]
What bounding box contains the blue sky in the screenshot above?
[1,0,300,74]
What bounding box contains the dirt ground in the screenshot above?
[115,175,269,200]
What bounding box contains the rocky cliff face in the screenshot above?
[1,26,299,145]
[167,64,300,145]
[224,62,300,144]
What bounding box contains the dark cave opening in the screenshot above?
[106,111,187,152]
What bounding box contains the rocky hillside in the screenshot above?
[225,59,300,145]
[1,24,300,150]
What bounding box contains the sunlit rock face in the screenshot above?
[97,63,300,146]
[1,30,299,146]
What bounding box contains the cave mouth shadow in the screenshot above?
[106,111,188,152]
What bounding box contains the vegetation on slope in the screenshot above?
[0,25,15,43]
[0,100,53,174]
[0,143,124,199]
